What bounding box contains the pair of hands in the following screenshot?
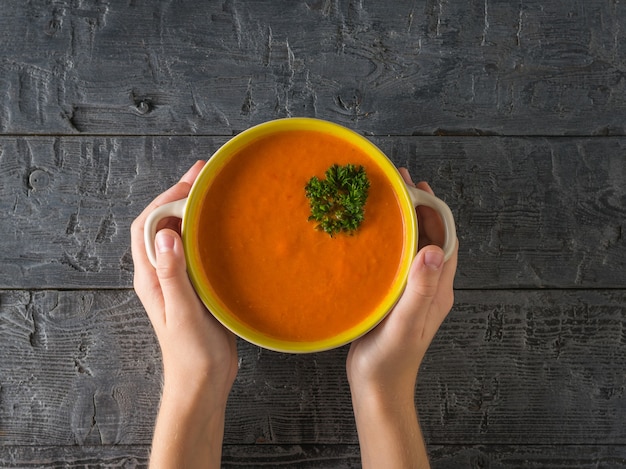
[131,160,458,466]
[131,160,457,404]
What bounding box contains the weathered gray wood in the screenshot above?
[0,136,225,289]
[2,289,626,447]
[223,444,626,468]
[390,136,626,289]
[1,1,625,136]
[0,445,149,468]
[2,444,626,468]
[0,290,161,446]
[1,136,624,289]
[419,289,626,445]
[2,0,626,466]
[427,445,626,468]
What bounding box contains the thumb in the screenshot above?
[411,245,445,292]
[154,229,198,318]
[392,245,445,332]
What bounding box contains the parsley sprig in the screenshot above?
[305,163,370,236]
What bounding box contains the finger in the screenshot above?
[398,167,416,187]
[398,171,444,246]
[417,205,445,248]
[180,160,206,185]
[136,160,205,226]
[420,238,458,332]
[130,161,205,317]
[131,161,205,272]
[133,160,204,233]
[154,229,203,326]
[438,238,459,300]
[130,181,192,289]
[414,181,445,248]
[416,181,433,195]
[391,245,445,339]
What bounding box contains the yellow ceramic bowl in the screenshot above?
[145,118,456,353]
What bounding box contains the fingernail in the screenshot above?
[156,230,175,254]
[424,250,444,270]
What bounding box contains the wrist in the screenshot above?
[351,383,416,420]
[161,355,236,411]
[150,382,228,469]
[349,370,417,408]
[350,384,428,469]
[161,373,229,417]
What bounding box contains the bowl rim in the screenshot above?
[182,117,417,353]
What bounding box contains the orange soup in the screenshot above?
[193,130,406,342]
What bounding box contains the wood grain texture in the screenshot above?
[0,290,161,447]
[0,0,625,136]
[2,290,626,448]
[427,445,626,468]
[2,444,626,468]
[1,136,624,289]
[0,136,221,289]
[2,0,626,466]
[0,445,150,468]
[419,290,626,445]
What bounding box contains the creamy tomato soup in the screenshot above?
[193,130,406,342]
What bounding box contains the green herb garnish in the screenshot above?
[305,163,370,236]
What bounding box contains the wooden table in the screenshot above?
[1,1,625,467]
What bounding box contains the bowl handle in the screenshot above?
[405,185,457,262]
[143,198,188,268]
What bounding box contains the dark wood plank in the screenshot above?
[2,289,626,447]
[0,445,149,468]
[0,290,162,446]
[0,136,223,289]
[1,1,625,136]
[2,136,624,289]
[2,444,626,468]
[419,289,626,445]
[390,136,626,289]
[427,445,626,468]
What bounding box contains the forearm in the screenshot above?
[149,383,227,469]
[352,388,430,469]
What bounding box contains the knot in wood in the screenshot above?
[28,169,51,190]
[134,99,153,115]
